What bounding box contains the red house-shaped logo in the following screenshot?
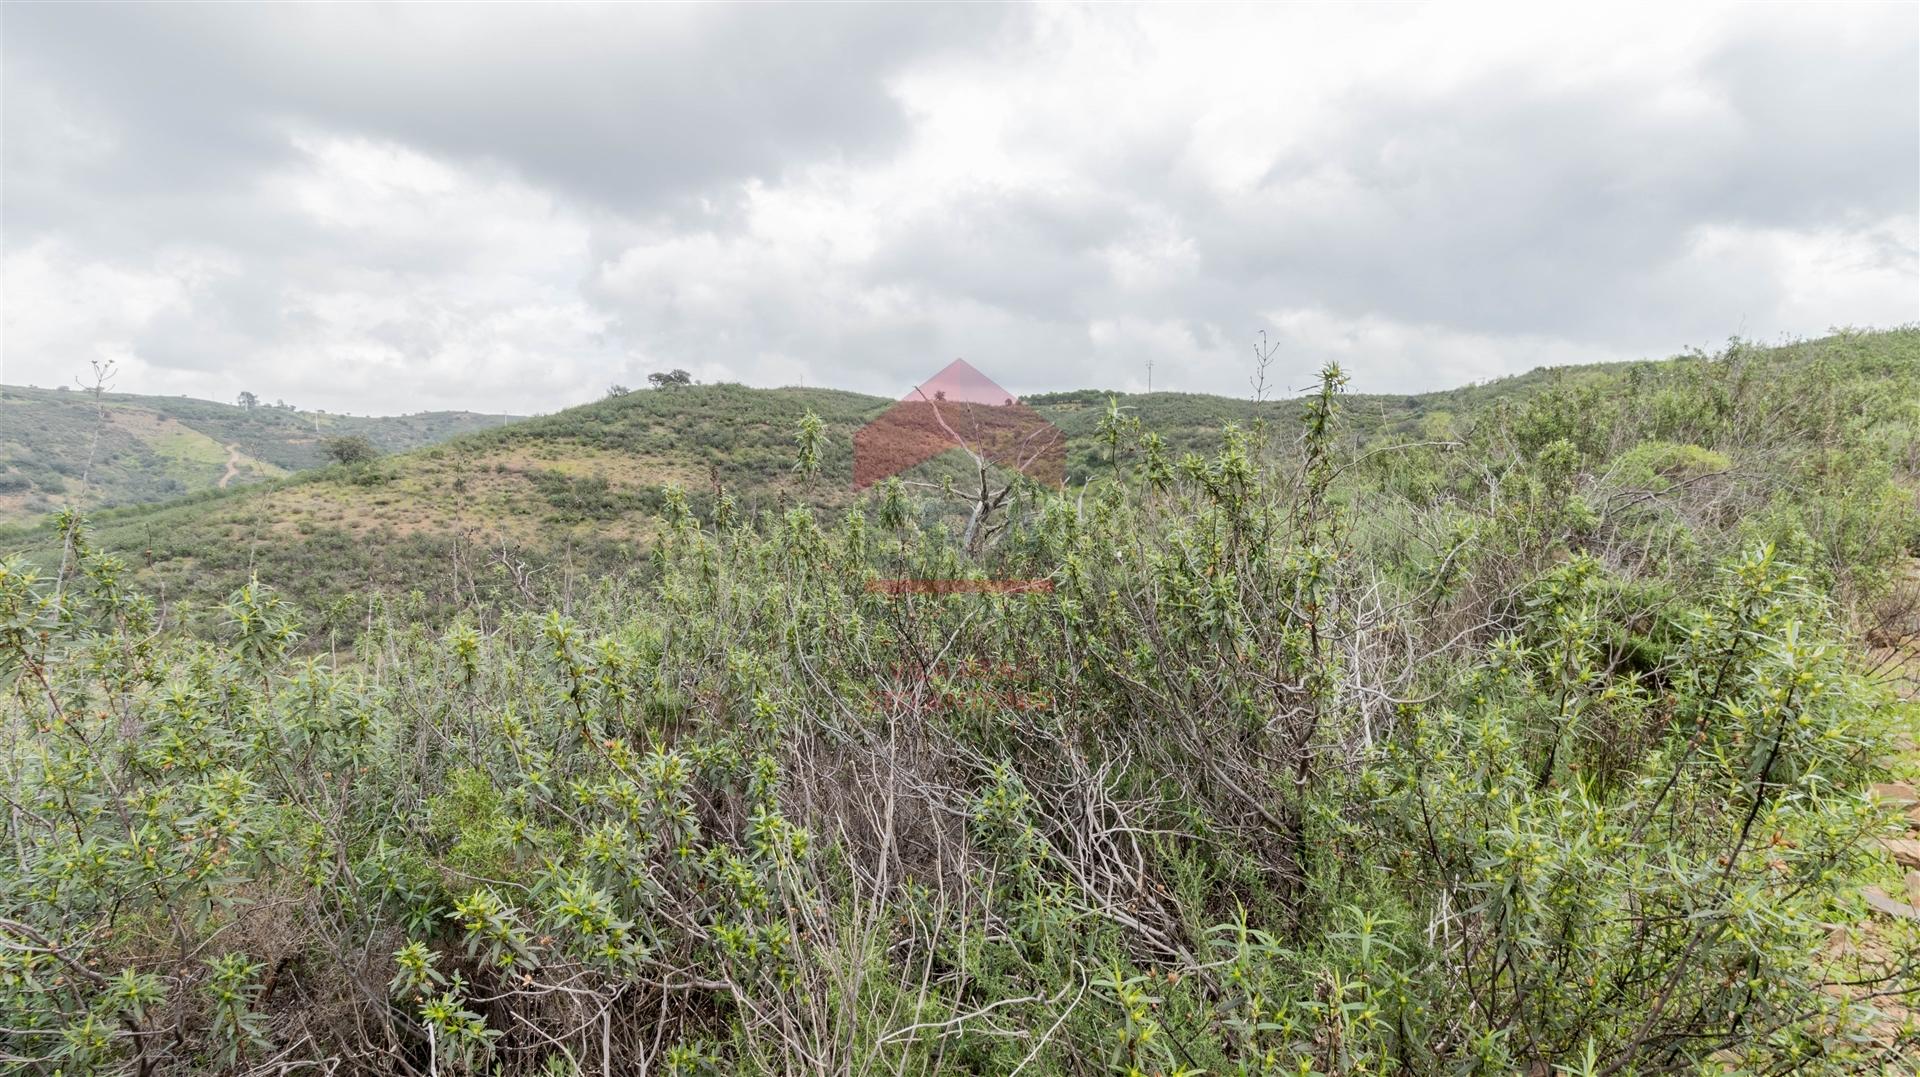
[853,360,1065,490]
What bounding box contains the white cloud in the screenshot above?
[1,238,231,394]
[1660,216,1920,338]
[3,3,1914,413]
[1260,308,1623,395]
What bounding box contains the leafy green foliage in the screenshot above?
[322,435,380,467]
[0,330,1916,1074]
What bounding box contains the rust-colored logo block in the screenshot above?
[853,359,1065,490]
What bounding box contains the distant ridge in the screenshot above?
[0,383,520,522]
[4,328,1912,638]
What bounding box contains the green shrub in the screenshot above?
[1,335,1916,1074]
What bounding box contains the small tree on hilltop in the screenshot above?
[647,369,693,389]
[236,391,259,411]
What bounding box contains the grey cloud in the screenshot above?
[1,4,1913,412]
[4,4,1012,232]
[730,5,1917,397]
[863,188,1136,320]
[2,3,1018,409]
[1172,18,1919,355]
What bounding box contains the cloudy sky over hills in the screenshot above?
[3,3,1915,414]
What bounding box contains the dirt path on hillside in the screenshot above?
[218,443,240,488]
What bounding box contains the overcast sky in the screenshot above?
[3,3,1915,415]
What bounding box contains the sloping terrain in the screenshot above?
[0,383,519,521]
[1,382,1299,632]
[5,329,1917,1073]
[3,330,1915,642]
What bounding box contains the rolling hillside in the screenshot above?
[0,383,519,521]
[4,329,1915,640]
[0,377,1330,635]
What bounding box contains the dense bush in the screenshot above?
[1,340,1917,1074]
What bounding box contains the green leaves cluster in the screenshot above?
[1,332,1915,1074]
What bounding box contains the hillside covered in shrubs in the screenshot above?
[2,330,1918,1074]
[0,384,516,523]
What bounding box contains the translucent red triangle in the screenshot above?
[853,360,1064,490]
[904,359,1021,406]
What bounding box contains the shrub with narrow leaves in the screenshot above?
[2,344,1915,1075]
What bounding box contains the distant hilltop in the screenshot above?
[0,383,519,522]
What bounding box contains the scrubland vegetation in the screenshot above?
[2,330,1918,1074]
[0,384,514,521]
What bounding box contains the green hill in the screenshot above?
[3,329,1915,641]
[0,383,518,521]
